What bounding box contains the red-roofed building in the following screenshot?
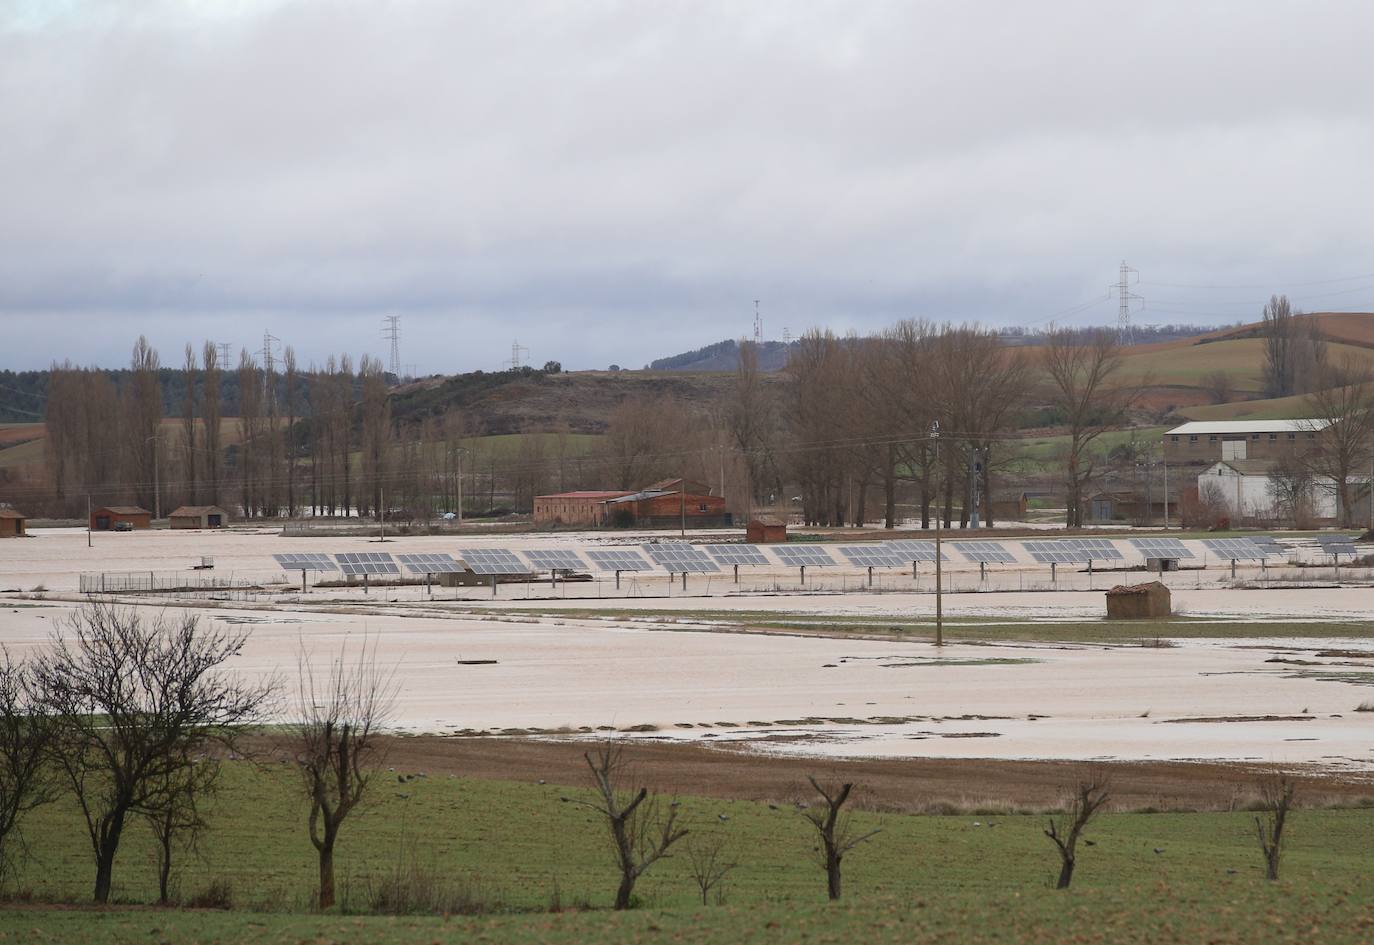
[533,491,634,526]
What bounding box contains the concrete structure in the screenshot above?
[1105,581,1171,619]
[169,505,228,529]
[533,491,634,527]
[0,508,26,538]
[746,516,787,543]
[1198,460,1341,522]
[1164,420,1329,466]
[90,506,151,531]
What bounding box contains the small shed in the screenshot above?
[169,505,228,529]
[90,506,151,531]
[0,508,26,538]
[746,515,787,543]
[1105,581,1172,619]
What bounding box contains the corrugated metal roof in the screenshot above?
[1166,419,1330,435]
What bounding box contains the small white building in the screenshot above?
[1198,460,1339,521]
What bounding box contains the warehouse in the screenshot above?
[169,505,229,529]
[533,491,634,526]
[1163,419,1330,466]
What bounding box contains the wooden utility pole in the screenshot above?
[932,421,943,647]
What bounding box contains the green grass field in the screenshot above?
[1180,391,1325,422]
[1118,338,1374,391]
[5,762,1373,943]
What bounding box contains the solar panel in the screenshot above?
[1023,540,1093,564]
[1316,534,1358,556]
[701,544,771,566]
[273,553,337,571]
[458,548,532,575]
[1069,538,1124,560]
[585,548,655,572]
[836,546,910,568]
[519,549,588,571]
[949,541,1017,563]
[770,545,837,567]
[884,540,947,562]
[1200,538,1266,560]
[641,543,720,573]
[396,553,463,574]
[1250,535,1286,553]
[334,552,400,575]
[1128,537,1195,560]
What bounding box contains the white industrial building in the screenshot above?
[1198,460,1340,521]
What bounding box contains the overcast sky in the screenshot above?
[4,0,1374,375]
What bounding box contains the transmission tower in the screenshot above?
[1112,261,1144,345]
[216,341,233,367]
[382,315,401,377]
[261,331,280,405]
[753,300,763,345]
[506,339,529,370]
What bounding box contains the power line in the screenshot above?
[382,316,401,378]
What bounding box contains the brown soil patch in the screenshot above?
[243,734,1374,813]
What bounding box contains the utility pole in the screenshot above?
[932,421,943,647]
[680,477,687,538]
[87,494,91,548]
[454,447,467,526]
[968,447,983,529]
[1112,261,1143,346]
[506,340,529,370]
[753,300,762,345]
[216,341,232,367]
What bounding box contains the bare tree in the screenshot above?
[1261,296,1326,398]
[0,649,55,884]
[1043,330,1140,528]
[800,776,879,900]
[181,344,198,506]
[1305,356,1374,527]
[127,336,163,514]
[144,759,217,904]
[1203,370,1233,405]
[685,833,736,906]
[1254,776,1296,881]
[1043,777,1109,889]
[575,743,688,910]
[292,639,396,910]
[201,342,223,506]
[33,601,270,903]
[1266,452,1316,529]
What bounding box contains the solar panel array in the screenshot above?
[1128,537,1194,560]
[836,546,910,569]
[1200,538,1266,560]
[1073,538,1124,560]
[771,545,837,567]
[884,540,946,562]
[1249,535,1287,554]
[642,544,720,573]
[701,544,771,566]
[396,553,463,574]
[273,552,337,571]
[334,552,400,575]
[949,541,1017,563]
[585,548,655,572]
[520,548,588,571]
[1316,534,1359,556]
[458,548,531,574]
[1023,540,1092,564]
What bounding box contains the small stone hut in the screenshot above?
[746,515,788,543]
[0,508,26,538]
[1105,581,1172,619]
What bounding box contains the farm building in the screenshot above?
[1084,490,1169,525]
[1164,420,1330,467]
[0,508,26,538]
[1197,460,1343,523]
[989,492,1029,522]
[533,491,634,526]
[169,505,228,529]
[746,515,787,543]
[90,506,151,531]
[604,486,730,529]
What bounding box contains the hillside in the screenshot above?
[648,339,793,372]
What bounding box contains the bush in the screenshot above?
[184,878,234,909]
[366,848,497,915]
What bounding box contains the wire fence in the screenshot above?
[78,571,291,595]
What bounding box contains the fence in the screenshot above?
[79,571,289,595]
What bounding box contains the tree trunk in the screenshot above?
[826,853,841,900]
[93,839,118,903]
[883,451,896,528]
[157,834,172,904]
[614,872,635,910]
[318,841,336,909]
[1055,856,1074,890]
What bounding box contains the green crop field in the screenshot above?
[5,759,1374,943]
[1181,391,1327,422]
[1117,339,1374,391]
[1011,427,1166,470]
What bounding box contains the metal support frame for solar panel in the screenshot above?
[1200,537,1268,577]
[273,553,337,592]
[701,544,769,584]
[1128,538,1194,559]
[769,545,835,585]
[585,547,654,589]
[1070,538,1124,561]
[837,546,909,586]
[884,540,946,581]
[949,541,1016,581]
[642,543,718,593]
[396,553,462,596]
[1022,540,1093,581]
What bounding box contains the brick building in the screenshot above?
[90,506,151,531]
[533,491,634,526]
[1163,420,1330,467]
[169,505,229,529]
[533,479,730,529]
[0,508,26,538]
